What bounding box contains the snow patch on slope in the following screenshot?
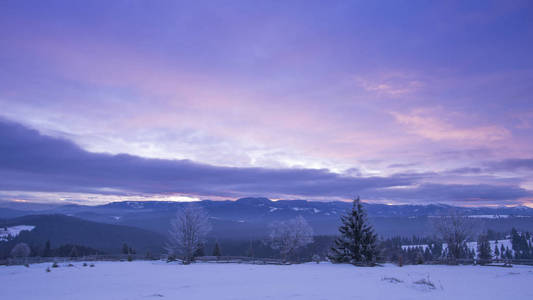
[402,239,515,259]
[0,225,36,242]
[468,215,509,219]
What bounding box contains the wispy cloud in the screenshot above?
[487,159,533,172]
[355,72,424,96]
[370,183,532,205]
[391,108,510,143]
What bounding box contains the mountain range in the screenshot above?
[2,198,533,239]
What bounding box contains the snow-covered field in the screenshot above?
[1,261,533,300]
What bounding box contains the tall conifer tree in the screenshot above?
[43,240,51,257]
[477,234,492,265]
[328,197,378,265]
[213,242,222,257]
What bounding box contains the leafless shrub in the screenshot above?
[433,211,476,262]
[268,216,314,262]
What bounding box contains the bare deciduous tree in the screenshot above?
[11,242,31,259]
[165,205,211,264]
[433,212,474,263]
[268,216,314,262]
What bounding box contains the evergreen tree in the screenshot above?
[511,230,533,259]
[477,234,492,265]
[510,228,524,258]
[193,242,205,258]
[69,245,79,258]
[494,242,500,258]
[122,243,129,254]
[212,242,222,257]
[415,250,424,264]
[43,240,51,257]
[423,247,432,262]
[246,240,254,258]
[431,242,443,260]
[328,197,378,265]
[505,247,513,259]
[468,247,475,260]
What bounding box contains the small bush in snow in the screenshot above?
[397,256,403,267]
[415,252,425,265]
[145,251,153,260]
[52,262,59,268]
[83,263,88,267]
[312,254,321,264]
[413,277,436,289]
[46,267,51,273]
[24,264,29,268]
[89,264,95,267]
[382,277,403,284]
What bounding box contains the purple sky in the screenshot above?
[1,1,532,206]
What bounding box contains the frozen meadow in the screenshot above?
[1,261,532,300]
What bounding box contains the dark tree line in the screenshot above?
[510,228,533,259]
[1,238,104,259]
[376,227,533,265]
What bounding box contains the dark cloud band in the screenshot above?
[0,119,531,203]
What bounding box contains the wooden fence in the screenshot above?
[418,258,533,266]
[193,256,288,265]
[0,254,152,266]
[0,255,287,266]
[1,255,533,267]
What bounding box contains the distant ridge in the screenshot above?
[2,198,533,238]
[0,214,164,256]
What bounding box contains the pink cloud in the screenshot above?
[391,108,510,143]
[355,72,425,97]
[7,34,415,164]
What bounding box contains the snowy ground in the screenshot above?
[1,261,532,300]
